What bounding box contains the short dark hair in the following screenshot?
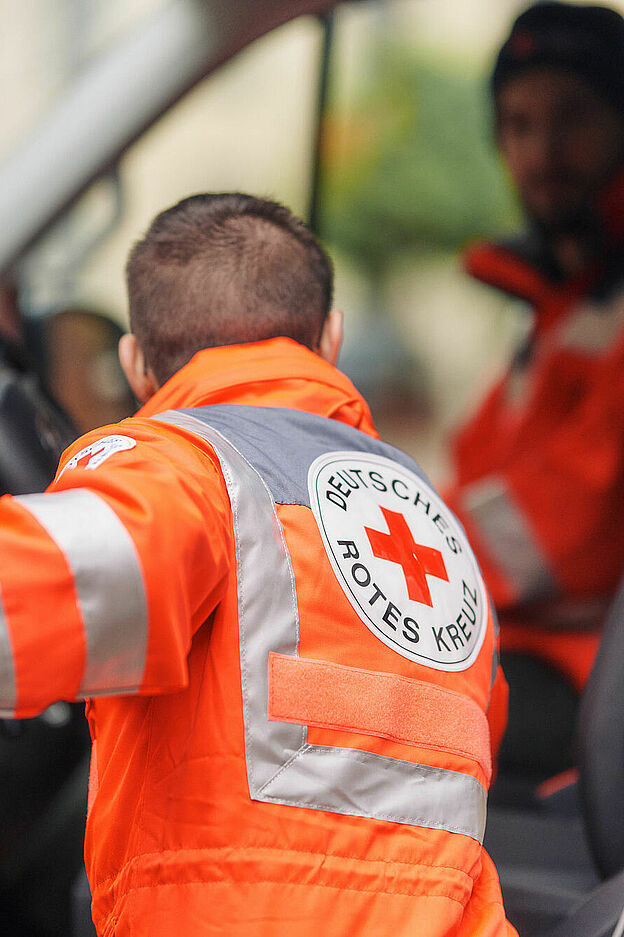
[126,193,334,383]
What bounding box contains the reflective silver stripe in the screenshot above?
[260,746,486,840]
[558,290,624,354]
[484,602,499,698]
[0,588,16,714]
[461,477,556,602]
[157,409,487,842]
[156,410,304,791]
[16,490,148,695]
[491,639,500,694]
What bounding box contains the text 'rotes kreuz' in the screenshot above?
[308,451,487,671]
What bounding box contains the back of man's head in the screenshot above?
[492,1,624,117]
[126,193,334,384]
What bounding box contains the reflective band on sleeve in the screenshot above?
[268,653,492,781]
[156,409,487,843]
[460,477,556,602]
[558,290,624,354]
[0,589,16,714]
[16,490,148,695]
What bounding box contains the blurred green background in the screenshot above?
[3,0,615,475]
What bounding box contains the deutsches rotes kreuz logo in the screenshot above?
[308,451,487,671]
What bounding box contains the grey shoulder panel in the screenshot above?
[176,404,430,506]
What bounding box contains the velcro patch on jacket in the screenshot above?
[308,451,487,672]
[268,653,492,780]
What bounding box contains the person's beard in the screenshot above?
[518,164,618,244]
[528,207,599,242]
[523,189,602,244]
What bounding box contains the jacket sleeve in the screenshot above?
[0,418,233,718]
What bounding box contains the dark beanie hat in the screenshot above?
[492,1,624,116]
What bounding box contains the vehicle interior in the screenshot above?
[1,1,624,935]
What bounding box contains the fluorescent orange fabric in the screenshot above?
[268,652,493,781]
[0,338,513,936]
[446,224,624,687]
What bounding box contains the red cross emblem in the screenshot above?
[364,506,449,607]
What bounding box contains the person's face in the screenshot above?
[496,67,624,233]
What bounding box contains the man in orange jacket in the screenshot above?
[0,193,513,935]
[444,1,624,783]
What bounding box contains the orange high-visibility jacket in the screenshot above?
[445,216,624,691]
[0,338,513,937]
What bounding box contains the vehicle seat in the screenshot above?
[486,573,624,935]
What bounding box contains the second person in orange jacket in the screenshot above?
[444,1,624,785]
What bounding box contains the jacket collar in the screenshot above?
[138,337,379,437]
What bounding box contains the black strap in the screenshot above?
[537,868,624,937]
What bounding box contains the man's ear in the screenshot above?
[318,308,343,366]
[118,333,159,403]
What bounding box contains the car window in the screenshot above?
[16,0,624,469]
[0,0,168,163]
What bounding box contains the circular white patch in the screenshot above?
[308,451,487,671]
[59,435,137,477]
